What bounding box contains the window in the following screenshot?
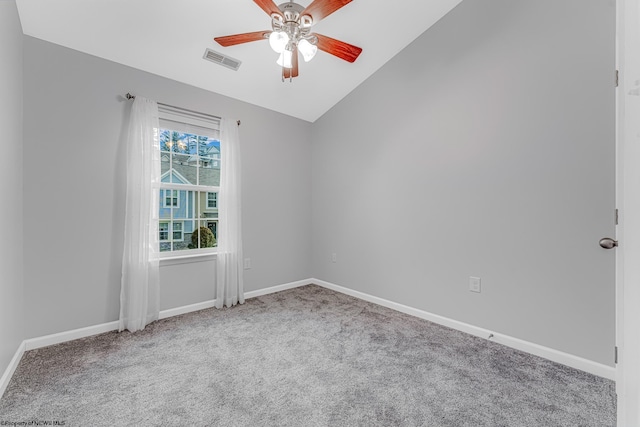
[162,189,180,208]
[172,221,183,241]
[159,222,169,241]
[207,192,218,209]
[158,105,221,256]
[159,221,183,241]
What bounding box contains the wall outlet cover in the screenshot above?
[469,276,481,293]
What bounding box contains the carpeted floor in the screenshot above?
[0,285,616,426]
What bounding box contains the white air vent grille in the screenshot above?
[203,48,241,71]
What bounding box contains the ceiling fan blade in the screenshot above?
[254,0,283,17]
[301,0,352,24]
[214,31,270,47]
[284,47,299,79]
[315,33,362,63]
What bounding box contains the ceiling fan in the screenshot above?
[214,0,362,80]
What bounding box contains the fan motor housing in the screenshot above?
[277,2,313,27]
[279,2,305,19]
[272,2,313,37]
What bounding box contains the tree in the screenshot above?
[160,130,190,153]
[189,226,216,249]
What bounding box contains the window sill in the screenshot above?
[159,251,216,267]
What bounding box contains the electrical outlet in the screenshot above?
[469,276,481,293]
[243,258,251,270]
[331,253,337,263]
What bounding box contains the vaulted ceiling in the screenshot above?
[16,0,463,122]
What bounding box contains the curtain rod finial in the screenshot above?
[126,93,135,100]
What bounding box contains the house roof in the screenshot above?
[161,160,220,187]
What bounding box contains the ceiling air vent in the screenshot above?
[203,48,241,71]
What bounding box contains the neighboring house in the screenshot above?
[160,148,220,252]
[196,142,220,239]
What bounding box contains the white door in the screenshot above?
[616,0,640,425]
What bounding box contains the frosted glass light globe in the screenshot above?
[269,31,289,53]
[276,49,293,69]
[298,39,318,62]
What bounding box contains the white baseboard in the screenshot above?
[311,278,616,381]
[0,341,25,399]
[244,279,310,299]
[24,321,120,351]
[159,299,217,320]
[23,301,220,352]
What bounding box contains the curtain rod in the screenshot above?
[125,93,240,126]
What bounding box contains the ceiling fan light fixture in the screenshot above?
[269,31,289,53]
[214,0,363,80]
[276,49,293,69]
[298,39,318,62]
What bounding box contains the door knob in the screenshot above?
[599,237,618,249]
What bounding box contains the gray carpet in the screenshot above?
[0,285,616,426]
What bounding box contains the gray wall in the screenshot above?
[22,37,312,338]
[311,0,616,365]
[0,0,24,378]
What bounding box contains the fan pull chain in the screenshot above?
[281,66,293,83]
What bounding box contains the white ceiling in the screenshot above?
[16,0,462,122]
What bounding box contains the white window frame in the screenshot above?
[158,104,221,260]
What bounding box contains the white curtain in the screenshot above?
[119,97,161,332]
[216,118,244,308]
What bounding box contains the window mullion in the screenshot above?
[159,182,219,193]
[170,189,174,252]
[193,190,197,249]
[197,189,201,249]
